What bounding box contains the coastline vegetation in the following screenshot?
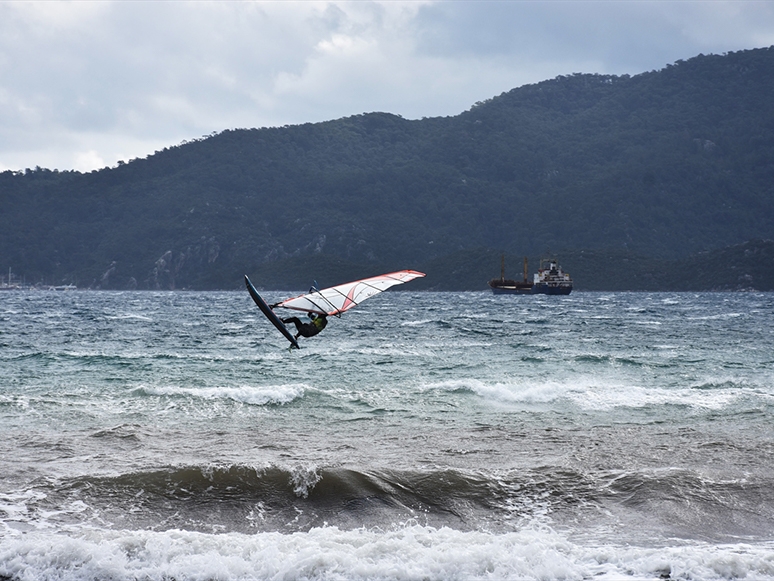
[1,48,773,291]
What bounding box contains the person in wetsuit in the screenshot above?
[281,312,328,339]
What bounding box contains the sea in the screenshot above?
[1,288,773,580]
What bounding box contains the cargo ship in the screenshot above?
[532,259,573,295]
[488,256,534,294]
[488,257,573,295]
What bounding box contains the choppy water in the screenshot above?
[1,289,773,580]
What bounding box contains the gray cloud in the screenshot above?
[1,0,772,171]
[414,1,774,73]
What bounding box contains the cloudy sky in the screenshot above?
[2,0,773,172]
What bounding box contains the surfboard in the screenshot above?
[244,275,300,349]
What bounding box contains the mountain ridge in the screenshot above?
[1,47,773,290]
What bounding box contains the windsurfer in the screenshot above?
[251,270,424,349]
[281,313,328,339]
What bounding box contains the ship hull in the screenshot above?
[490,286,534,295]
[532,284,572,295]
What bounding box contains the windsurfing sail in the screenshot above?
[274,270,425,316]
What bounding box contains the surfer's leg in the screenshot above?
[281,317,303,332]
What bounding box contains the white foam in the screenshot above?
[289,465,322,499]
[0,490,47,524]
[420,376,770,412]
[141,384,307,406]
[425,378,572,405]
[400,319,433,327]
[568,382,744,411]
[104,313,154,322]
[1,525,773,581]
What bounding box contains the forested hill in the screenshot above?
[1,47,773,290]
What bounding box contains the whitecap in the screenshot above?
[140,384,307,406]
[2,525,774,581]
[400,319,433,327]
[420,378,572,404]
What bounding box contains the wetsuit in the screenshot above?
[282,314,327,339]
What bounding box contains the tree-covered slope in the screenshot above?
[1,47,773,290]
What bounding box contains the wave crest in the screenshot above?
[137,383,306,405]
